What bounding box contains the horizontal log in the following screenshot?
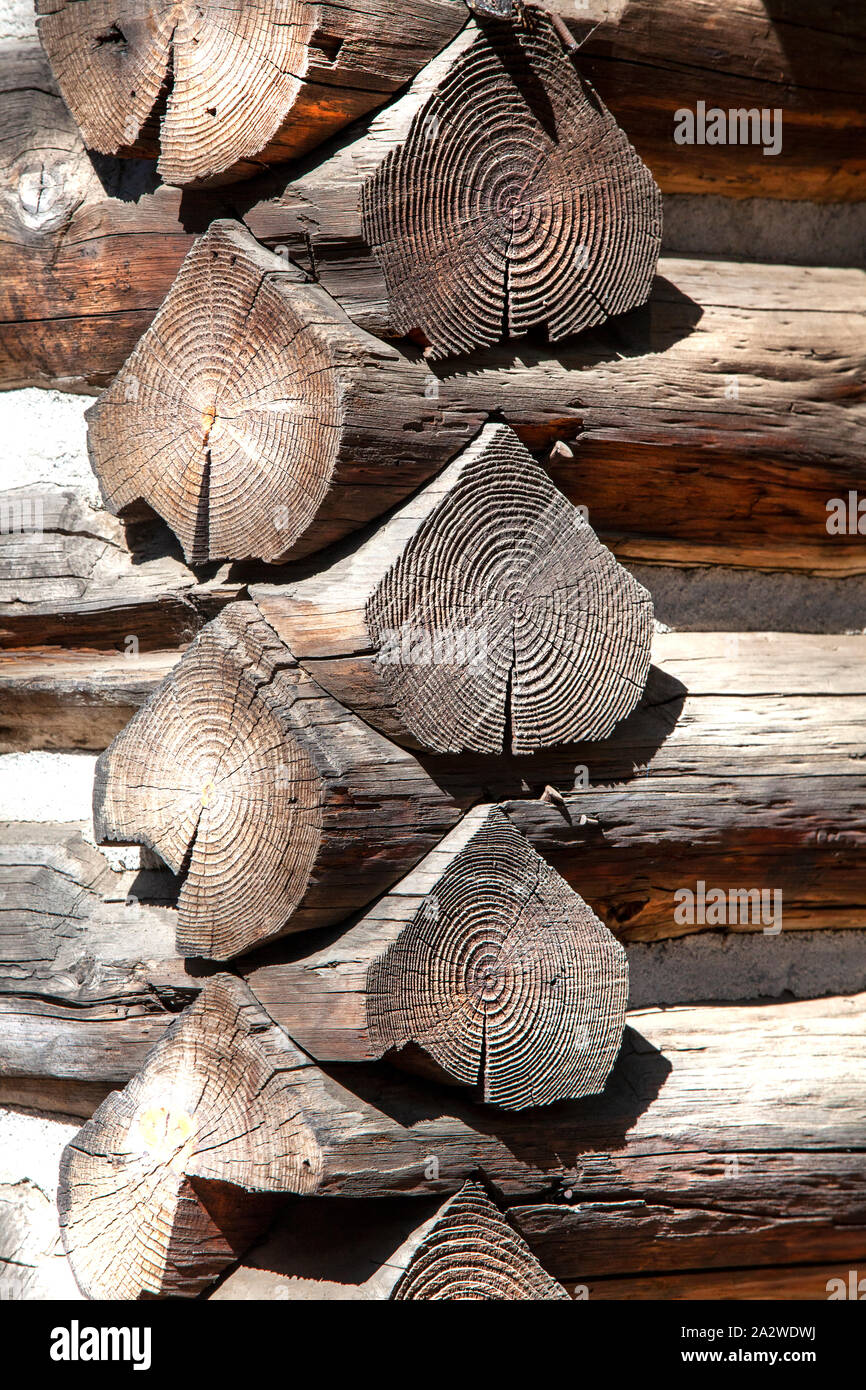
[230,242,866,572]
[510,1150,866,1287]
[4,248,863,577]
[0,821,200,1100]
[37,0,466,186]
[246,804,628,1110]
[57,978,866,1297]
[577,1264,866,1302]
[0,484,242,649]
[548,0,866,202]
[2,632,863,943]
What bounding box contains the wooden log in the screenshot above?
[253,421,653,754]
[36,0,466,187]
[244,8,661,358]
[576,1265,866,1302]
[213,1163,866,1301]
[510,1150,866,1291]
[547,0,866,203]
[0,821,201,1109]
[224,244,865,574]
[93,602,465,959]
[0,649,179,751]
[0,483,242,650]
[247,804,628,1110]
[85,219,476,565]
[57,982,866,1298]
[0,44,227,392]
[425,260,866,576]
[3,634,863,945]
[4,246,863,580]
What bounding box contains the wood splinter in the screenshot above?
[36,0,467,186]
[254,422,653,755]
[85,220,474,566]
[93,602,463,960]
[246,7,662,357]
[248,804,629,1110]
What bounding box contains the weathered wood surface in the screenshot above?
[254,422,652,754]
[94,603,466,958]
[573,1265,866,1302]
[0,483,241,650]
[0,649,178,751]
[548,0,866,202]
[213,1163,866,1301]
[37,0,466,186]
[246,804,628,1110]
[510,1149,866,1295]
[221,244,863,573]
[3,251,863,578]
[0,821,200,1110]
[86,220,475,565]
[496,631,866,941]
[0,45,227,392]
[56,979,866,1297]
[243,11,661,358]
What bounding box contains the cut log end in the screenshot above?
[57,976,320,1300]
[368,806,628,1109]
[36,0,467,185]
[361,8,661,358]
[389,1180,570,1300]
[37,0,310,184]
[85,221,347,566]
[364,423,653,754]
[93,602,323,961]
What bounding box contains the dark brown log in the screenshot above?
[227,241,866,574]
[510,1151,866,1291]
[0,44,226,392]
[578,1265,866,1301]
[245,8,661,358]
[213,1161,866,1301]
[36,0,466,186]
[85,219,476,565]
[93,602,464,959]
[4,243,862,579]
[3,635,862,956]
[548,0,866,203]
[254,421,652,754]
[57,980,866,1298]
[247,804,628,1110]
